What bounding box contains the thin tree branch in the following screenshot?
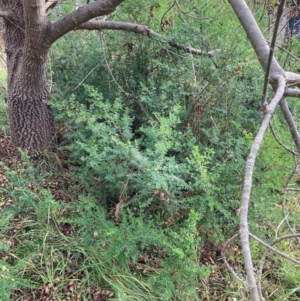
[250,233,300,264]
[268,42,300,64]
[221,233,247,286]
[72,63,101,90]
[275,214,290,239]
[261,0,286,107]
[77,20,151,34]
[280,159,300,243]
[174,0,214,21]
[257,233,300,299]
[239,74,285,301]
[99,31,125,92]
[269,122,298,155]
[49,0,125,43]
[77,20,221,57]
[279,99,300,153]
[160,1,175,28]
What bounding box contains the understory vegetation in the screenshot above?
[1,1,300,300]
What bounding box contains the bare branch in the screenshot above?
[77,20,221,57]
[239,74,285,301]
[77,20,151,35]
[250,233,300,265]
[221,233,247,286]
[72,63,101,90]
[279,99,300,153]
[275,214,290,239]
[258,233,300,298]
[269,122,298,155]
[164,39,221,57]
[261,0,286,107]
[174,0,213,21]
[285,88,300,97]
[280,160,300,243]
[268,42,300,65]
[49,0,125,43]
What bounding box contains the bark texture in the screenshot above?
[1,0,54,151]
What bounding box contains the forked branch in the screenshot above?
[50,0,125,43]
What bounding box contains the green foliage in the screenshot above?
[53,86,229,238]
[67,195,208,300]
[151,210,208,300]
[48,0,280,247]
[0,261,17,300]
[0,215,17,300]
[3,0,300,299]
[49,1,265,240]
[0,158,209,300]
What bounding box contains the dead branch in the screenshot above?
[221,233,247,286]
[257,233,300,299]
[269,122,298,155]
[269,42,300,64]
[250,233,300,264]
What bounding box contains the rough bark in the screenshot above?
[0,0,54,151]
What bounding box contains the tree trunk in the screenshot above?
[2,0,54,151]
[7,51,54,151]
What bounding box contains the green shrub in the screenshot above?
[52,85,233,238]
